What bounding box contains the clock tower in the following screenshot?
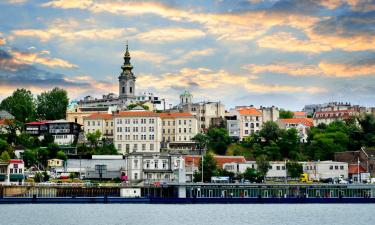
[118,43,136,103]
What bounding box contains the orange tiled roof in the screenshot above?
[238,108,261,116]
[159,112,193,118]
[85,113,113,120]
[184,155,246,168]
[348,164,366,174]
[280,118,313,127]
[115,111,159,117]
[294,111,306,116]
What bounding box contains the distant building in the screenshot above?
[159,112,198,151]
[334,148,375,177]
[0,159,25,184]
[223,161,287,178]
[313,109,359,126]
[302,161,348,180]
[83,113,114,141]
[66,103,116,126]
[277,118,313,142]
[172,91,225,133]
[24,120,81,145]
[259,106,279,122]
[225,107,262,141]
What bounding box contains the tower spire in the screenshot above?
[122,40,133,72]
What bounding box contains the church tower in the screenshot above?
[118,43,136,103]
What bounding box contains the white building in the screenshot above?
[277,118,313,142]
[226,107,262,141]
[113,110,162,154]
[159,112,198,150]
[223,161,287,178]
[313,110,359,126]
[0,159,25,184]
[302,161,348,180]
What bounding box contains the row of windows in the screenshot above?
[117,143,155,152]
[162,128,193,134]
[145,160,168,169]
[117,134,155,141]
[243,116,260,121]
[329,165,345,170]
[55,135,69,139]
[117,126,155,133]
[162,136,192,142]
[117,118,155,125]
[10,168,23,174]
[244,123,260,128]
[162,120,193,126]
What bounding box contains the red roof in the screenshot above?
[294,111,306,117]
[9,159,24,164]
[280,118,313,127]
[238,108,261,116]
[348,164,366,174]
[25,120,50,125]
[115,111,159,117]
[85,113,113,120]
[159,112,193,118]
[184,155,246,168]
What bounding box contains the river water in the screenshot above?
[1,204,374,225]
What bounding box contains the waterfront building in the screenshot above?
[64,153,184,183]
[223,161,287,178]
[313,109,359,126]
[277,118,313,142]
[302,161,348,181]
[225,107,262,141]
[113,110,162,154]
[172,91,225,133]
[24,120,81,145]
[335,148,375,177]
[159,112,198,151]
[0,159,24,184]
[83,113,114,141]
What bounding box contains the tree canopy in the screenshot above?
[279,109,294,119]
[36,87,69,120]
[0,89,35,123]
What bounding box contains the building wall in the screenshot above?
[114,115,162,154]
[239,114,262,141]
[161,115,198,149]
[302,161,348,180]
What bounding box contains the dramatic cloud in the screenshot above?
[10,49,77,68]
[244,59,375,77]
[130,50,167,64]
[169,48,215,65]
[135,28,206,42]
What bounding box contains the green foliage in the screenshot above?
[279,109,294,119]
[86,130,102,148]
[286,161,303,178]
[0,151,10,161]
[41,133,55,147]
[192,133,209,151]
[193,153,218,182]
[216,168,235,180]
[0,88,36,123]
[242,168,261,183]
[206,127,231,155]
[127,103,149,110]
[56,150,67,161]
[17,133,39,149]
[256,155,270,180]
[23,149,37,168]
[1,119,23,144]
[42,171,50,182]
[36,87,69,120]
[34,172,43,183]
[47,143,60,159]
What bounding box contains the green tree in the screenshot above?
[259,121,280,145]
[23,149,37,168]
[127,103,149,110]
[193,153,218,182]
[34,172,43,183]
[94,143,118,155]
[47,143,60,159]
[216,168,235,180]
[17,133,39,149]
[278,128,300,159]
[86,130,102,148]
[206,127,231,155]
[279,109,294,119]
[41,133,55,147]
[36,87,69,120]
[192,133,209,153]
[242,168,261,183]
[286,161,303,178]
[0,88,36,123]
[42,171,50,182]
[2,119,23,145]
[256,155,270,181]
[0,151,10,161]
[56,150,67,161]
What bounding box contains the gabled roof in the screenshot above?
[85,113,113,120]
[25,120,50,125]
[348,164,366,174]
[9,159,24,164]
[115,111,159,117]
[237,108,261,116]
[279,118,313,127]
[159,112,194,118]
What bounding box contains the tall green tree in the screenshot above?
[206,127,231,155]
[0,88,36,123]
[86,130,102,148]
[192,133,209,153]
[36,87,69,120]
[193,153,218,182]
[256,155,270,181]
[286,161,303,178]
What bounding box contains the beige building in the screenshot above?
[83,113,114,140]
[226,107,262,141]
[66,104,115,126]
[259,106,279,122]
[277,118,313,142]
[114,110,162,154]
[159,112,198,150]
[313,110,359,126]
[174,91,225,133]
[48,159,64,168]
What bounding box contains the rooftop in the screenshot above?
[115,111,159,117]
[238,108,261,116]
[85,113,113,120]
[279,118,313,127]
[159,112,194,118]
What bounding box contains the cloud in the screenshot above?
[41,0,93,9]
[134,28,206,42]
[317,0,375,12]
[9,49,77,68]
[130,50,167,64]
[169,48,215,65]
[136,67,326,95]
[0,48,115,98]
[12,27,134,42]
[244,59,375,77]
[0,33,5,46]
[4,0,28,4]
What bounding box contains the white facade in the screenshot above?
[223,161,286,178]
[277,118,313,143]
[302,161,348,180]
[114,111,162,154]
[83,114,114,140]
[226,108,262,141]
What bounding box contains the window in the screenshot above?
[133,144,138,151]
[129,86,133,93]
[88,121,90,126]
[329,165,333,170]
[117,144,122,151]
[163,121,165,126]
[134,160,138,168]
[245,123,248,127]
[154,160,158,168]
[245,130,249,134]
[184,128,187,133]
[179,128,181,133]
[184,120,186,125]
[126,144,130,153]
[340,165,344,170]
[150,144,154,151]
[276,166,280,170]
[146,160,150,169]
[162,160,167,169]
[142,144,146,151]
[134,173,138,179]
[335,165,338,170]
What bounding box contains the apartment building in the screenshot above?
[313,110,359,126]
[226,107,262,141]
[277,118,313,142]
[83,113,114,140]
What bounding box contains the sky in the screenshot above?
[0,0,374,110]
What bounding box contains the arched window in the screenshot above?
[122,86,125,94]
[130,86,133,93]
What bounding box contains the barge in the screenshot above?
[1,183,375,204]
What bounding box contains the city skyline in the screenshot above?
[0,0,374,110]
